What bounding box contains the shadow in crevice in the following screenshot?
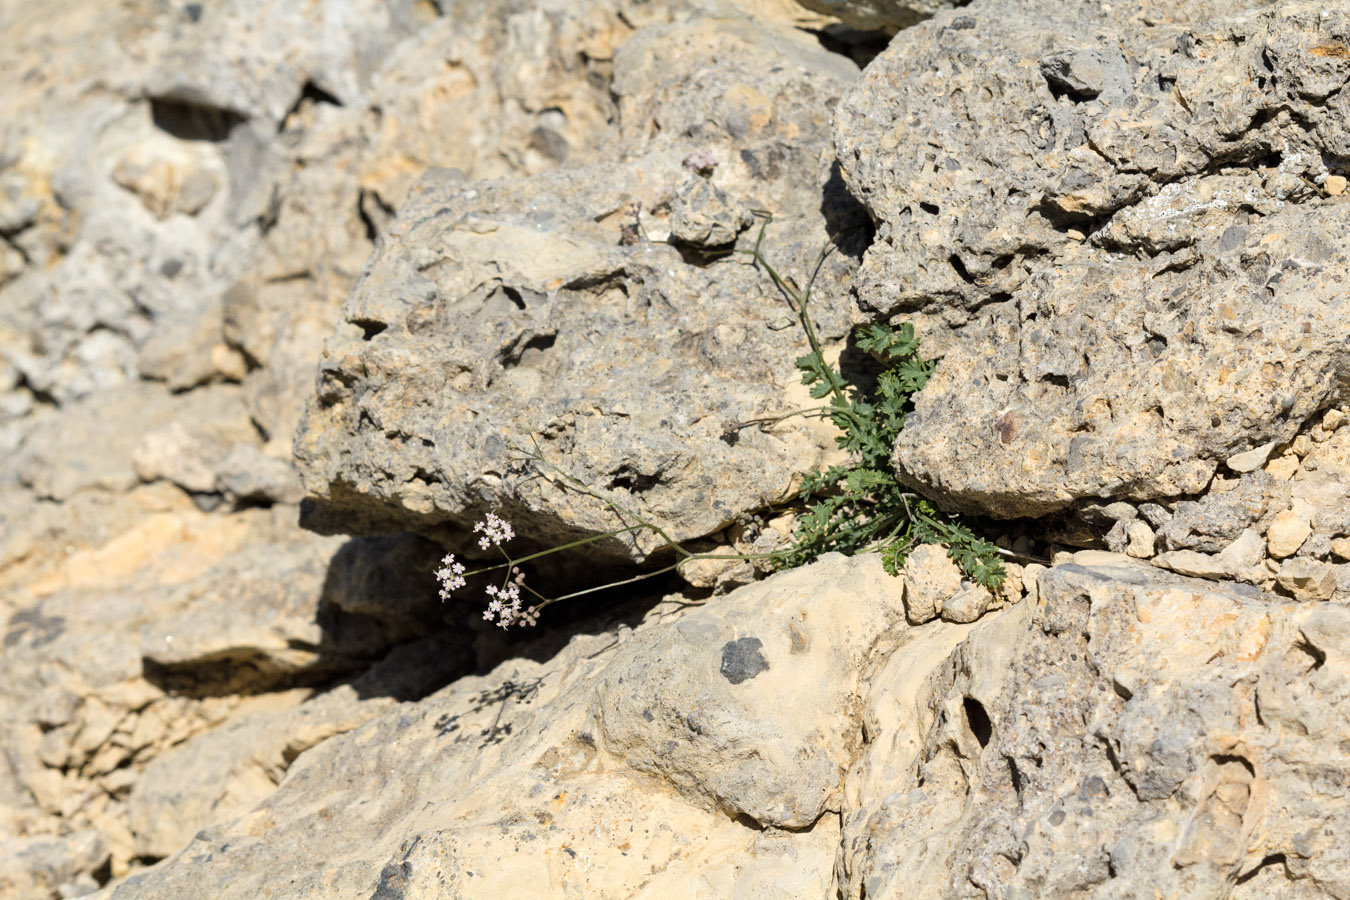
[821,160,874,262]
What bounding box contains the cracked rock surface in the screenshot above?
[835,0,1350,518]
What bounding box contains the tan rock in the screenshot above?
[1327,174,1348,196]
[1277,557,1338,601]
[1227,441,1278,473]
[1266,453,1301,480]
[1331,538,1350,562]
[1323,408,1346,432]
[1125,520,1156,558]
[941,585,996,623]
[903,544,963,624]
[1268,507,1313,559]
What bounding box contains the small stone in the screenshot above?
[1227,441,1277,473]
[994,562,1024,606]
[1268,508,1313,559]
[902,544,963,625]
[1292,434,1312,457]
[1331,538,1350,562]
[1311,423,1331,443]
[1214,529,1265,575]
[1020,563,1047,605]
[940,585,995,623]
[1124,520,1155,559]
[1322,408,1346,432]
[1153,549,1226,580]
[1326,174,1347,196]
[1276,557,1337,601]
[1265,453,1300,480]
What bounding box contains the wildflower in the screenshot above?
[474,512,515,550]
[435,554,466,600]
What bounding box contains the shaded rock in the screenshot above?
[295,15,863,562]
[127,636,469,860]
[834,0,1350,518]
[108,554,892,899]
[840,558,1350,898]
[1276,557,1337,602]
[1157,472,1288,554]
[790,0,961,32]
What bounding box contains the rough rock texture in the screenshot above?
[106,555,906,900]
[295,15,866,561]
[835,0,1350,518]
[792,0,961,32]
[840,558,1350,899]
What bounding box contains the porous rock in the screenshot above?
[840,558,1350,899]
[835,0,1350,518]
[295,15,864,562]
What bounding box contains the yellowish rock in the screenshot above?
[1268,508,1313,558]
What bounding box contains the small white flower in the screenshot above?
[435,553,467,600]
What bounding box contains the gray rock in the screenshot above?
[1157,472,1289,553]
[295,16,864,563]
[790,0,963,32]
[668,177,754,248]
[834,0,1350,518]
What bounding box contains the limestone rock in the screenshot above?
[902,543,962,624]
[108,555,895,899]
[0,830,109,900]
[1276,557,1338,602]
[939,584,995,624]
[294,16,864,562]
[840,559,1350,898]
[835,0,1350,518]
[1268,505,1314,559]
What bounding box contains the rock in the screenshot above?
[294,15,864,562]
[1332,538,1350,562]
[1154,528,1265,582]
[1157,471,1288,554]
[1276,557,1338,602]
[1123,520,1155,559]
[790,0,962,31]
[940,584,996,623]
[902,543,963,624]
[127,636,469,860]
[108,554,899,899]
[1268,505,1314,559]
[840,558,1350,899]
[835,0,1350,518]
[214,445,304,505]
[0,830,109,900]
[1226,441,1278,474]
[668,177,754,248]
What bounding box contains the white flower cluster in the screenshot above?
[434,554,466,601]
[434,513,539,628]
[474,511,514,550]
[483,567,538,629]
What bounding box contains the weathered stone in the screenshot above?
[1123,520,1155,559]
[1277,557,1338,602]
[1268,505,1314,559]
[295,16,864,563]
[790,0,962,31]
[835,0,1350,518]
[108,555,896,899]
[940,584,995,624]
[840,559,1350,899]
[668,177,754,248]
[0,830,109,900]
[902,543,962,624]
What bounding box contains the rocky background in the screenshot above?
[2,0,1349,897]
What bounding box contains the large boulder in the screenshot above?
[834,0,1350,518]
[295,14,865,561]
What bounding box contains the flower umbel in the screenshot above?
[474,512,514,550]
[435,515,540,628]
